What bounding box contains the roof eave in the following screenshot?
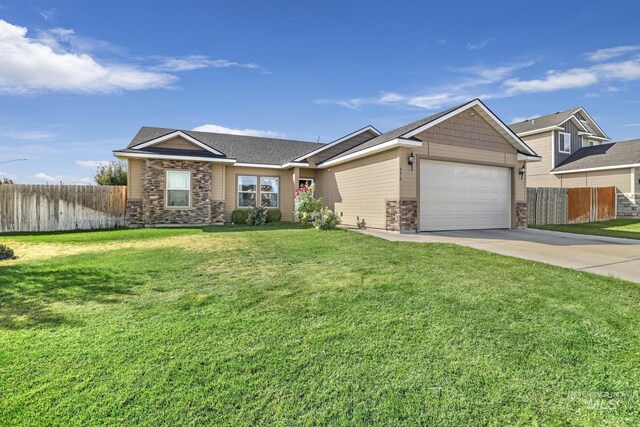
[318,138,422,168]
[292,125,381,162]
[515,126,564,137]
[517,153,542,162]
[112,150,236,163]
[551,163,640,174]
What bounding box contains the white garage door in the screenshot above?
[420,159,511,231]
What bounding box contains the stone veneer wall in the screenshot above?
[126,200,143,226]
[211,201,225,223]
[386,200,418,232]
[516,202,528,228]
[142,159,212,225]
[617,193,640,218]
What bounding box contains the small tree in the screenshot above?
[0,178,14,184]
[95,162,127,185]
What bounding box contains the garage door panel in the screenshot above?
[420,160,511,231]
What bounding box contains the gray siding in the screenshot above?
[554,120,582,167]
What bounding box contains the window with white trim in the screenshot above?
[166,170,190,207]
[559,132,571,154]
[238,176,258,207]
[260,177,279,207]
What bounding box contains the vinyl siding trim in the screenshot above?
[551,163,640,174]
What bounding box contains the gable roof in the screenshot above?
[509,107,579,135]
[124,127,324,165]
[552,139,640,173]
[321,104,462,164]
[293,125,380,163]
[509,107,609,139]
[319,99,536,165]
[115,99,538,168]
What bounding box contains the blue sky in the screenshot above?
[0,0,639,183]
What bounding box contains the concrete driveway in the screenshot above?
[352,228,640,283]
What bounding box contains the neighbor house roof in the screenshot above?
[509,107,609,139]
[125,127,324,165]
[508,107,580,135]
[552,138,640,173]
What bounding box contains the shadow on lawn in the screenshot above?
[0,263,144,330]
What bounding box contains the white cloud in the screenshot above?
[35,172,92,184]
[593,60,640,80]
[38,8,56,21]
[453,61,535,84]
[503,68,599,94]
[318,46,640,112]
[0,19,176,94]
[37,27,125,56]
[467,38,494,50]
[0,129,57,140]
[192,124,285,138]
[154,55,267,73]
[316,61,533,111]
[503,59,640,95]
[586,45,640,62]
[622,123,640,127]
[76,160,110,169]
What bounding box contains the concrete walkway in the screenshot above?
[351,228,640,283]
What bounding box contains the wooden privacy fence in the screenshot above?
[0,184,127,233]
[527,186,616,226]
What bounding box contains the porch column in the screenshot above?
[292,167,300,222]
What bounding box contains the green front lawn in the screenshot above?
[531,218,640,240]
[1,224,639,425]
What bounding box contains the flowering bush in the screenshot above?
[246,203,268,226]
[294,184,323,224]
[312,207,341,230]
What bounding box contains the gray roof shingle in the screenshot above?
[508,107,579,135]
[125,127,324,165]
[318,101,470,164]
[552,139,640,172]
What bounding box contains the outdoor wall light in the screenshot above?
[519,164,526,180]
[408,151,416,171]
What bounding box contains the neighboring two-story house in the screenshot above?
[509,107,640,217]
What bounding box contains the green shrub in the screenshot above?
[246,204,268,226]
[312,208,341,230]
[294,184,323,224]
[266,209,282,223]
[0,244,15,260]
[231,209,248,225]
